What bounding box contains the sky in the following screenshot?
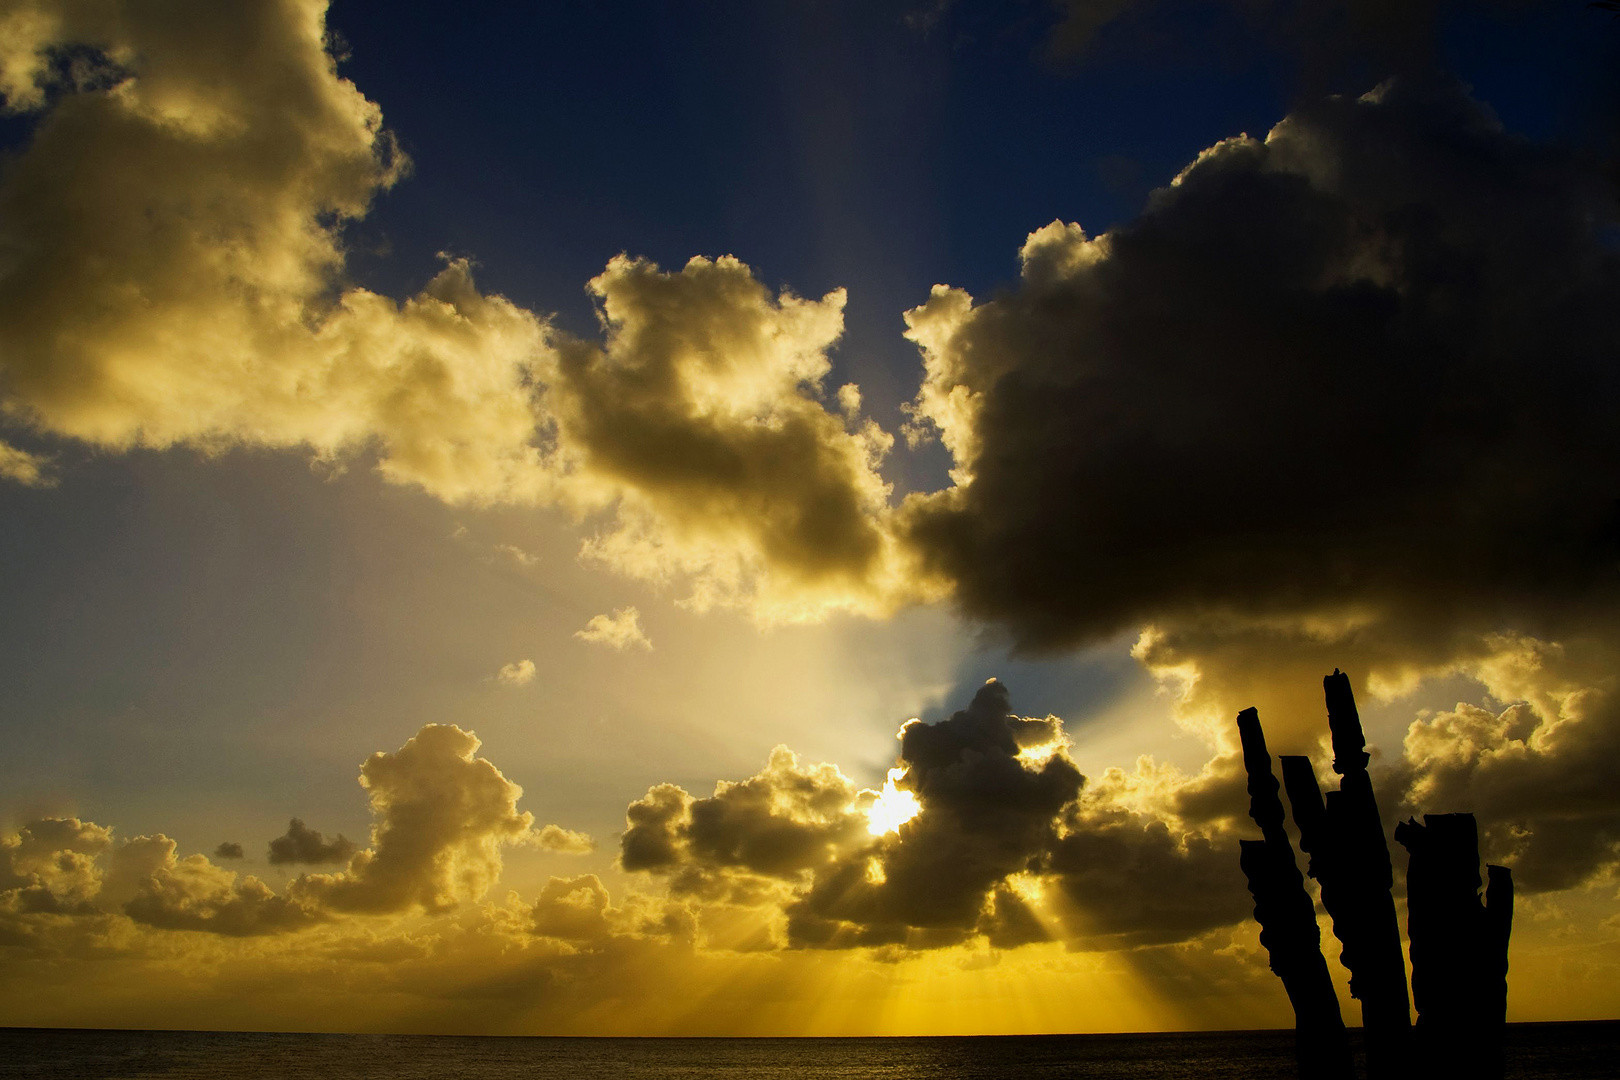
[0,0,1618,1037]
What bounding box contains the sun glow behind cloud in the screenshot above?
[865,767,922,836]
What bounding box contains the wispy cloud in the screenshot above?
[575,608,652,651]
[0,440,52,487]
[493,543,536,566]
[496,659,536,686]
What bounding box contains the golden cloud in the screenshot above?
[574,608,652,651]
[293,724,584,914]
[0,1,945,624]
[546,254,932,622]
[495,659,537,686]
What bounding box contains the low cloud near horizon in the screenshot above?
[5,675,1619,1032]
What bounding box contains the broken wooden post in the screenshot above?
[1239,669,1516,1079]
[1320,669,1412,1077]
[1237,707,1353,1080]
[1395,813,1514,1079]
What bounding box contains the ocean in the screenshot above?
[2,1022,1615,1079]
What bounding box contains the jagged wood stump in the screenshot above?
[1236,671,1513,1080]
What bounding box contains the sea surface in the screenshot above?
[2,1022,1615,1079]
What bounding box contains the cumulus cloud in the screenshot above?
[293,724,586,914]
[0,2,936,623]
[900,80,1620,656]
[622,681,1250,952]
[575,608,652,651]
[268,818,357,866]
[0,816,111,910]
[0,819,318,936]
[524,872,690,944]
[785,680,1088,949]
[527,874,616,943]
[0,811,726,1036]
[3,4,1612,653]
[495,659,537,686]
[1,722,594,942]
[532,824,595,855]
[0,0,555,504]
[113,835,322,936]
[621,745,867,903]
[1128,618,1620,903]
[1389,633,1620,893]
[15,677,1608,1025]
[546,255,931,622]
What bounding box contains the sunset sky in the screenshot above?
[2,0,1619,1036]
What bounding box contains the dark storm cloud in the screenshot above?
[620,785,692,874]
[619,747,867,904]
[268,818,357,866]
[786,681,1082,948]
[1047,813,1249,948]
[897,69,1620,911]
[892,71,1620,905]
[901,78,1620,652]
[979,884,1052,948]
[794,681,1079,939]
[623,681,1254,951]
[213,842,245,860]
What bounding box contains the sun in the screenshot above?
[865,767,922,837]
